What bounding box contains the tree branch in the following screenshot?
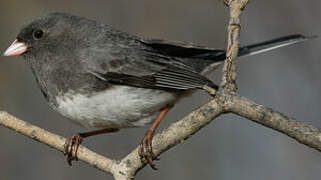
[0,111,117,174]
[224,93,321,151]
[0,99,224,180]
[221,0,249,91]
[1,90,320,180]
[116,99,224,179]
[1,91,320,180]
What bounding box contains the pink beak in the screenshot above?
[3,39,28,56]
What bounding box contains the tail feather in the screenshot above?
[199,34,316,74]
[238,34,316,58]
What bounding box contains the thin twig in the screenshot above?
[0,111,117,174]
[221,0,249,91]
[225,93,321,151]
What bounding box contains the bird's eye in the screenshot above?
[33,29,44,40]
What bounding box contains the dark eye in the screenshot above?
[33,29,44,40]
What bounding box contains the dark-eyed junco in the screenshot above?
[3,12,313,169]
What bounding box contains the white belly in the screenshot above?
[55,85,178,128]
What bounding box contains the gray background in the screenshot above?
[0,0,320,180]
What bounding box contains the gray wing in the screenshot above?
[85,45,218,91]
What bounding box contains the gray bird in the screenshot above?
[3,12,313,169]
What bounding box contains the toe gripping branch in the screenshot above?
[139,106,171,170]
[64,128,119,166]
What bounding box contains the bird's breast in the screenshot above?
[54,85,179,128]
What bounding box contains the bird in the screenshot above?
[3,12,313,169]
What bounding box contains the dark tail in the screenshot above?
[197,34,316,74]
[238,34,316,58]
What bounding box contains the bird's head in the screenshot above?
[3,12,98,61]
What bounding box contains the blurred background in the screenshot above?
[0,0,320,179]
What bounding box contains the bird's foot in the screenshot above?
[139,131,158,170]
[64,134,83,166]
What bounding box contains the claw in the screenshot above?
[139,131,158,170]
[63,128,119,166]
[64,134,83,166]
[138,107,171,170]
